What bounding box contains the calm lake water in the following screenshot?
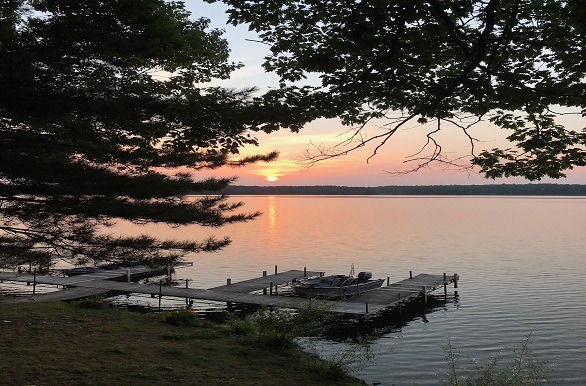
[9,195,586,384]
[112,195,586,385]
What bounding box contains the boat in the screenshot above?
[63,263,121,276]
[64,266,106,276]
[291,267,384,299]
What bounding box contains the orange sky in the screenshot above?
[189,1,586,186]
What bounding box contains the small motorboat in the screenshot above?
[291,268,384,299]
[63,263,121,276]
[64,266,106,276]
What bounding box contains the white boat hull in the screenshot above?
[292,277,384,299]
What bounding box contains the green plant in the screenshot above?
[291,302,336,337]
[225,316,257,336]
[445,334,552,386]
[224,304,376,380]
[225,307,324,350]
[253,308,296,349]
[164,309,199,326]
[225,308,297,350]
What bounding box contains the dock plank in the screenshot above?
[210,270,320,293]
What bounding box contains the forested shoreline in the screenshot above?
[218,184,586,196]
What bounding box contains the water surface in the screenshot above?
[15,195,586,384]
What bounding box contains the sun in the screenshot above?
[266,176,279,182]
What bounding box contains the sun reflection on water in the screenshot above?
[266,196,278,252]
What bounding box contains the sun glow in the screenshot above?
[266,176,279,182]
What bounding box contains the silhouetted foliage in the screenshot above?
[211,0,586,180]
[0,0,293,270]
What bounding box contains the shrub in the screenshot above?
[164,309,198,326]
[225,316,256,336]
[225,309,296,350]
[74,295,109,309]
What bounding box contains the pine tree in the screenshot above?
[0,0,284,270]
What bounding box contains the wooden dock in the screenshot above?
[0,266,169,302]
[0,269,459,316]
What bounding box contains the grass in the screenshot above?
[0,301,364,386]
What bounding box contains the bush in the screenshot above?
[74,295,109,309]
[253,308,296,349]
[225,316,257,336]
[225,308,297,350]
[291,303,336,337]
[164,309,199,326]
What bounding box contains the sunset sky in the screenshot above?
[188,1,586,186]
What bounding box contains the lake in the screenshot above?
[111,195,586,385]
[12,195,586,384]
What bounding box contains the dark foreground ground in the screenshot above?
[0,300,364,386]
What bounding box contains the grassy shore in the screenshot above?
[0,300,364,386]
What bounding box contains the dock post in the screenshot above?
[409,271,413,279]
[167,263,171,282]
[269,282,273,295]
[275,265,278,275]
[304,267,307,276]
[32,272,37,295]
[453,273,459,289]
[398,293,402,313]
[365,302,369,314]
[185,279,189,289]
[422,285,427,304]
[126,269,131,283]
[158,281,162,311]
[263,270,267,277]
[387,276,390,286]
[227,278,231,285]
[443,273,447,296]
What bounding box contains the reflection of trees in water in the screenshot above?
[323,294,458,342]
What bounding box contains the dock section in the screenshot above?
[0,266,171,302]
[0,269,459,316]
[210,269,320,293]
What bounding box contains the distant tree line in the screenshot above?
[217,184,586,196]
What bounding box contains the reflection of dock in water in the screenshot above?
[0,268,459,316]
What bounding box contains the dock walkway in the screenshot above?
[0,266,166,302]
[0,269,458,316]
